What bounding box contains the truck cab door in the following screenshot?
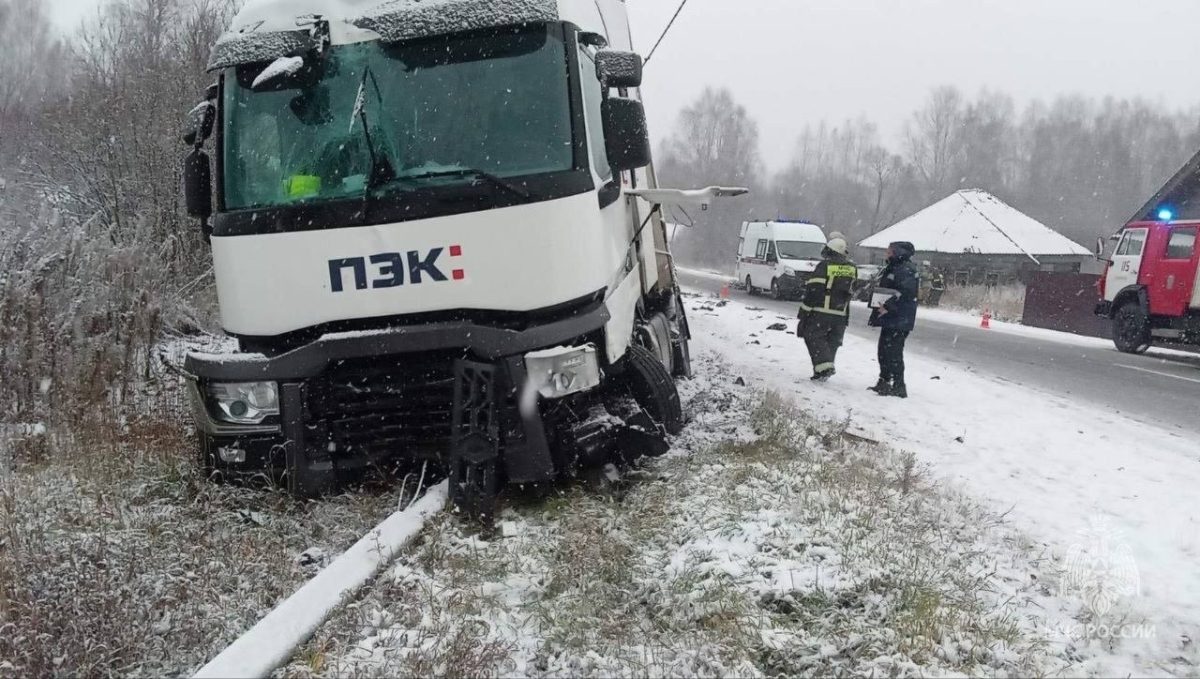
[1106,227,1147,300]
[1148,226,1198,317]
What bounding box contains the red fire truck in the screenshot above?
[1097,153,1200,353]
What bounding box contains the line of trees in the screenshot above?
[1,0,238,419]
[660,86,1200,269]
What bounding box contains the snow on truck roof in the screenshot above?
[859,189,1091,261]
[211,0,628,70]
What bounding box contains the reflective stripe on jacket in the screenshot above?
[799,256,857,318]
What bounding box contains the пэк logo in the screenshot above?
[328,245,466,292]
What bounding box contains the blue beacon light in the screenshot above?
[1158,208,1174,222]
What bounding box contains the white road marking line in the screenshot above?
[1117,363,1200,385]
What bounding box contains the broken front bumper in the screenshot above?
[186,302,611,496]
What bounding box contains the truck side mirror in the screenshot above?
[602,97,651,172]
[183,100,215,146]
[1095,237,1106,259]
[596,49,643,88]
[184,147,213,220]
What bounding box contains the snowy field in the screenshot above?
[282,353,1079,677]
[4,294,1197,677]
[272,293,1197,677]
[685,291,1199,675]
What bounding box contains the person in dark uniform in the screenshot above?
[796,237,857,381]
[868,241,919,398]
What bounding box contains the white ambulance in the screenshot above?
[735,221,828,299]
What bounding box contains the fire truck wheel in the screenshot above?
[1113,302,1151,354]
[625,344,684,435]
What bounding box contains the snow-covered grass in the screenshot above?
[281,352,1083,678]
[196,483,448,679]
[938,283,1026,322]
[689,291,1200,676]
[0,405,413,678]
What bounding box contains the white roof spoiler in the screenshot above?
[627,186,749,212]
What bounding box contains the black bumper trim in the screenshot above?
[186,300,611,381]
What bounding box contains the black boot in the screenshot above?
[869,378,891,395]
[890,381,907,399]
[811,367,836,382]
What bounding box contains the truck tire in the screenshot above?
[1113,302,1151,354]
[770,278,783,300]
[639,313,674,374]
[745,275,756,295]
[625,344,684,435]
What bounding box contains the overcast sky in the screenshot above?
[48,0,1200,169]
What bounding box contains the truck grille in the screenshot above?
[305,354,459,464]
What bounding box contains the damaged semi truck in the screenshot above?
[179,0,744,518]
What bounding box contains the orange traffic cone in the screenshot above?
[720,283,731,299]
[980,308,992,329]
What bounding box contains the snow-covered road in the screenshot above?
[685,290,1198,675]
[678,268,1200,436]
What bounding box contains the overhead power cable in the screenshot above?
[644,0,690,66]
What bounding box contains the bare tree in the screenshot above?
[657,87,763,268]
[957,90,1017,192]
[0,0,66,165]
[905,86,965,199]
[659,87,761,189]
[1,0,238,416]
[866,147,906,234]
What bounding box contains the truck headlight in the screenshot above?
[525,345,601,399]
[206,381,280,425]
[783,266,796,277]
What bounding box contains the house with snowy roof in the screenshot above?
[858,189,1092,286]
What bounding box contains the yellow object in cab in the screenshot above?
[285,175,321,199]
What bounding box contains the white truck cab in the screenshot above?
[735,220,828,299]
[178,0,746,519]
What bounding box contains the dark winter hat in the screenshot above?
[888,241,916,261]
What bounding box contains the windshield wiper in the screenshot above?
[349,66,396,191]
[400,168,532,199]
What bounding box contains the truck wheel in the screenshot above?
[638,314,674,375]
[1113,302,1151,354]
[625,345,684,435]
[745,275,756,295]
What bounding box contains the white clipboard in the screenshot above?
[870,287,900,309]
